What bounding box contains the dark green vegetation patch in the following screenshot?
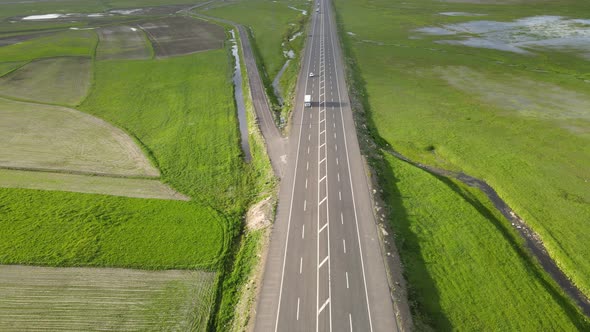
[0,188,223,269]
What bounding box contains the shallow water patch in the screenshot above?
[230,30,251,162]
[416,15,590,58]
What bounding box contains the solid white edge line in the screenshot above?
[274,8,318,331]
[326,0,374,330]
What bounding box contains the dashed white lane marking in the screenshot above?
[309,134,311,141]
[304,200,307,212]
[346,272,349,288]
[339,191,342,200]
[333,122,336,128]
[308,146,310,154]
[343,239,347,253]
[274,9,318,331]
[305,178,308,189]
[334,132,336,139]
[307,162,309,170]
[341,212,344,224]
[310,123,312,129]
[319,298,330,314]
[338,173,340,182]
[300,257,303,274]
[297,297,300,320]
[319,255,329,268]
[336,157,339,165]
[335,144,338,152]
[329,5,374,328]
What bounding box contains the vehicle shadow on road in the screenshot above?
[379,159,453,331]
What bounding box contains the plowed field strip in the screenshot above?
[0,265,216,332]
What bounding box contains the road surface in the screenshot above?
[254,0,398,330]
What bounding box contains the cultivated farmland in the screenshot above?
[97,25,152,60]
[0,265,216,331]
[139,16,225,57]
[0,97,159,177]
[0,57,91,105]
[0,6,274,330]
[334,0,590,328]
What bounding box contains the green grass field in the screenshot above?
[0,56,91,105]
[333,0,590,327]
[381,155,589,330]
[0,188,224,269]
[81,50,264,214]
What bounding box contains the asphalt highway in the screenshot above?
[255,0,398,330]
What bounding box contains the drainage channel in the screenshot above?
[384,148,590,317]
[230,29,251,162]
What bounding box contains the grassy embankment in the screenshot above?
[334,0,590,329]
[207,26,275,331]
[201,0,309,124]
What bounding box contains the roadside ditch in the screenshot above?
[384,147,590,317]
